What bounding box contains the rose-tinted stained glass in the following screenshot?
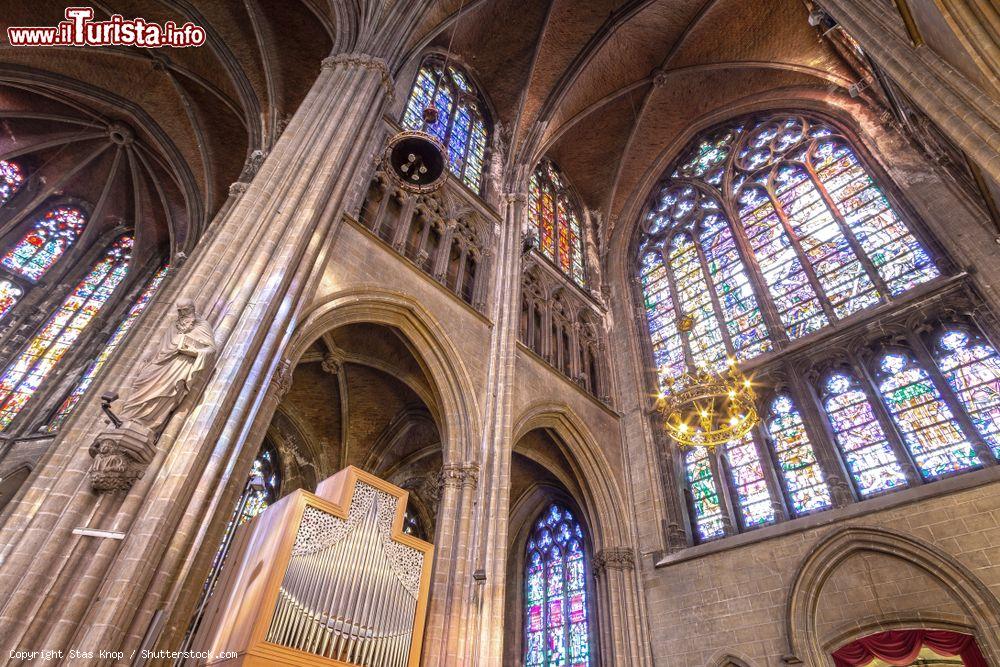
[773,164,881,318]
[401,60,489,193]
[875,351,979,477]
[821,371,908,496]
[726,434,776,528]
[525,504,591,667]
[812,141,939,295]
[685,446,725,541]
[1,206,87,281]
[737,185,827,339]
[0,160,25,207]
[0,236,132,431]
[529,159,587,288]
[767,394,832,515]
[0,279,23,322]
[47,265,168,432]
[934,329,1000,459]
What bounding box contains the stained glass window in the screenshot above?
[932,328,1000,459]
[0,280,23,322]
[0,160,25,207]
[684,446,725,541]
[524,504,591,667]
[767,394,832,515]
[402,57,489,192]
[46,265,168,432]
[639,112,940,375]
[820,371,908,496]
[725,434,776,528]
[874,350,979,477]
[1,206,87,282]
[529,159,587,287]
[640,249,684,393]
[0,236,132,431]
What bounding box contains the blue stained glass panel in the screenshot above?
[768,394,832,515]
[934,329,1000,459]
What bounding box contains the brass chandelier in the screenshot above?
[656,358,759,450]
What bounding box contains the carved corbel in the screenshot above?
[87,421,156,493]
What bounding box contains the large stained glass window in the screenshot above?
[766,394,832,515]
[46,264,169,432]
[1,206,87,282]
[638,112,940,376]
[402,57,489,193]
[873,350,979,478]
[820,370,907,496]
[933,328,1000,458]
[524,504,591,667]
[684,446,725,541]
[0,160,25,207]
[0,236,132,431]
[529,159,587,287]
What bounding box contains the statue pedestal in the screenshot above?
[87,421,156,493]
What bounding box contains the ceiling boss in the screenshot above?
[656,357,759,451]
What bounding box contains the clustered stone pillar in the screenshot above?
[0,2,430,659]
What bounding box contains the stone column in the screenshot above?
[0,3,428,657]
[455,190,527,666]
[821,0,1000,180]
[592,546,645,665]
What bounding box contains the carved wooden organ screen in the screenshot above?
[191,466,433,667]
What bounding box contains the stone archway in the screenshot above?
[785,526,1000,665]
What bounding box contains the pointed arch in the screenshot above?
[785,526,1000,665]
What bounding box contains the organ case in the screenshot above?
[191,466,433,666]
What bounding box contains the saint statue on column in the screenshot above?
[120,298,217,432]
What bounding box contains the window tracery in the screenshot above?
[529,159,587,287]
[637,112,997,546]
[0,160,25,208]
[1,206,87,282]
[524,503,592,667]
[519,263,607,400]
[358,176,492,311]
[402,56,489,193]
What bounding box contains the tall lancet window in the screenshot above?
[0,160,25,207]
[932,327,1000,459]
[402,55,490,193]
[528,159,587,287]
[0,235,133,431]
[46,264,169,431]
[524,504,592,667]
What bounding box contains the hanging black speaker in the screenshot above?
[383,129,447,194]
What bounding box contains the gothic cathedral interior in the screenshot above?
[0,1,999,665]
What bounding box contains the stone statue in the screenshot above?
[120,298,217,431]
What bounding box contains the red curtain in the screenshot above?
[832,629,987,667]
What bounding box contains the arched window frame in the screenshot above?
[529,158,588,288]
[523,501,595,667]
[401,54,492,194]
[0,159,27,209]
[632,111,980,548]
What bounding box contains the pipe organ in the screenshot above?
[191,466,433,666]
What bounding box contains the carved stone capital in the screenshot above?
[321,351,343,376]
[592,546,636,576]
[321,53,394,99]
[665,522,688,553]
[229,182,249,196]
[87,421,156,493]
[505,191,528,204]
[438,463,479,490]
[270,358,293,398]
